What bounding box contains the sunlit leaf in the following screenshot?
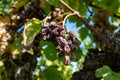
[95,66,120,80]
[10,36,23,54]
[95,66,112,78]
[23,18,42,46]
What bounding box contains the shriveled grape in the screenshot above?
[40,8,81,65]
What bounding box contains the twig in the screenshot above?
[59,0,112,48]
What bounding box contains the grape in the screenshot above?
[60,30,66,36]
[69,44,77,52]
[67,40,72,44]
[63,55,70,65]
[49,21,56,26]
[53,28,59,36]
[72,38,80,46]
[58,52,65,58]
[42,22,49,28]
[56,45,62,51]
[57,37,68,45]
[69,53,76,60]
[64,45,71,54]
[69,31,76,38]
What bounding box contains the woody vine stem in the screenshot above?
[59,0,112,48]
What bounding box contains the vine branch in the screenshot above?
[59,0,112,48]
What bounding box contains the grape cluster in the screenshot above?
[41,22,80,65]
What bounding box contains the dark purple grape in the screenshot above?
[63,55,70,65]
[56,45,62,51]
[56,37,68,45]
[55,8,61,12]
[50,21,56,26]
[50,22,57,29]
[42,22,49,28]
[58,52,65,58]
[59,26,64,30]
[60,30,66,36]
[69,53,76,60]
[64,45,71,54]
[53,28,59,36]
[69,31,76,38]
[67,40,72,44]
[46,34,51,40]
[72,38,81,46]
[69,44,77,52]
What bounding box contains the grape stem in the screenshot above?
[59,0,112,48]
[63,12,75,27]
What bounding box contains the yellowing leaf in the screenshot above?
[0,61,4,67]
[23,18,42,46]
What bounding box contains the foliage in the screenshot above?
[23,18,42,46]
[96,66,120,80]
[0,0,120,80]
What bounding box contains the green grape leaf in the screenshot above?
[41,0,51,14]
[11,35,23,54]
[93,0,120,14]
[0,61,4,75]
[75,47,82,61]
[79,27,89,41]
[10,0,28,10]
[0,66,4,75]
[23,18,42,46]
[47,0,62,7]
[68,0,80,11]
[42,66,63,80]
[68,16,83,27]
[0,9,5,16]
[68,0,87,27]
[95,66,112,78]
[47,0,69,9]
[95,66,120,80]
[78,0,88,16]
[40,40,57,61]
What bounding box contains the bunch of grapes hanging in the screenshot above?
[41,8,80,65]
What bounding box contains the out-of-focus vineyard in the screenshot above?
[0,0,120,80]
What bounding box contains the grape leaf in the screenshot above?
[11,35,23,54]
[75,47,82,61]
[93,0,120,14]
[40,0,51,14]
[95,66,120,80]
[68,0,80,11]
[48,0,69,8]
[23,18,42,46]
[42,66,63,80]
[79,27,89,41]
[40,40,57,61]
